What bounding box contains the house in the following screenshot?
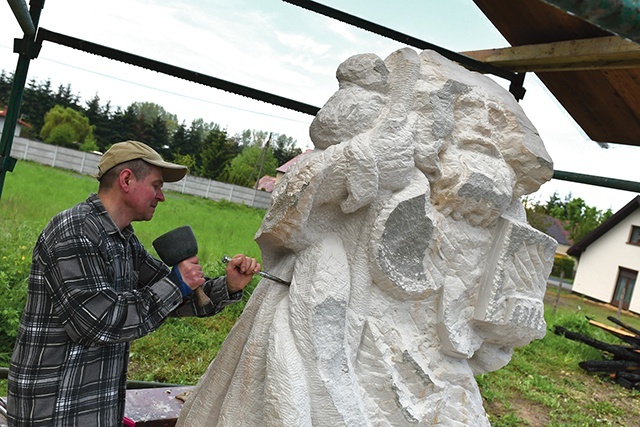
[255,150,313,193]
[568,196,640,313]
[256,175,276,192]
[543,216,573,257]
[0,106,31,137]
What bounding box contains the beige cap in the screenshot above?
[96,140,188,182]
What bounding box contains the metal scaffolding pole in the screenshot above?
[0,0,45,200]
[7,0,36,36]
[553,170,640,193]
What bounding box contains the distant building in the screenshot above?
[256,175,276,192]
[543,216,573,256]
[0,106,31,137]
[257,149,314,193]
[568,196,640,313]
[275,149,314,183]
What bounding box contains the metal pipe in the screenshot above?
[7,0,36,36]
[0,0,44,200]
[553,170,640,193]
[541,0,640,43]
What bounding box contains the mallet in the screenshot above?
[153,225,211,307]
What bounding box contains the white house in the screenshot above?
[0,106,31,137]
[568,196,640,313]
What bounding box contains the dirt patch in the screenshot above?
[485,397,550,426]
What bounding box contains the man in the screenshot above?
[7,140,260,426]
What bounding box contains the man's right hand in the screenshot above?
[177,256,206,290]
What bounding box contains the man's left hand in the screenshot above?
[225,254,261,293]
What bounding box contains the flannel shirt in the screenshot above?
[7,193,242,427]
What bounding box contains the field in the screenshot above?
[2,161,640,426]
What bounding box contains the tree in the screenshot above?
[198,126,237,179]
[272,133,302,166]
[183,118,207,160]
[109,105,139,143]
[523,196,553,234]
[219,145,277,187]
[129,101,178,127]
[129,101,178,145]
[0,70,13,107]
[84,94,114,151]
[53,83,80,110]
[172,122,188,157]
[39,105,96,149]
[560,197,613,242]
[149,115,171,160]
[525,193,613,242]
[21,77,54,136]
[1,72,304,176]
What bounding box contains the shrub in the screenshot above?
[0,221,34,364]
[551,254,575,279]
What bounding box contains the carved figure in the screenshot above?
[177,48,557,426]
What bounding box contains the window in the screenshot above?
[629,226,640,246]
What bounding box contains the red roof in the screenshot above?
[276,149,313,174]
[0,106,31,128]
[256,175,276,192]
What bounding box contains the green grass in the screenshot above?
[3,162,640,425]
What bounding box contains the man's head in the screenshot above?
[96,141,187,227]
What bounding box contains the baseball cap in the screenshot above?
[96,140,188,182]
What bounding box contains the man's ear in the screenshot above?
[119,169,134,192]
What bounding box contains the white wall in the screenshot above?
[572,210,640,312]
[0,117,22,137]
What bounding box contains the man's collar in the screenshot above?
[87,193,135,239]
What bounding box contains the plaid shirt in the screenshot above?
[7,194,241,427]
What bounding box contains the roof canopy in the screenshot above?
[469,0,640,147]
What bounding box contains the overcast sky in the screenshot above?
[1,0,638,212]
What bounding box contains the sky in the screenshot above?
[0,0,638,213]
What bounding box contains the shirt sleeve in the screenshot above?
[133,241,244,318]
[170,275,244,317]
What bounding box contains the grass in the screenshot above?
[2,162,640,425]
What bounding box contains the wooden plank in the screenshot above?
[588,319,637,338]
[461,36,640,72]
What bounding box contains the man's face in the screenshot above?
[128,166,165,222]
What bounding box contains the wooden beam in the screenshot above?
[461,36,640,72]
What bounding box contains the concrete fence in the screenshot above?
[8,137,273,209]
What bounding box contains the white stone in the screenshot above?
[177,48,558,426]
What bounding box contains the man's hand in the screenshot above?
[176,256,206,290]
[225,254,261,293]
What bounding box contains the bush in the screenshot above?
[0,221,34,364]
[551,254,575,279]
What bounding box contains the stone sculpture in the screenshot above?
[177,47,558,426]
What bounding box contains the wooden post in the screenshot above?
[552,271,565,316]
